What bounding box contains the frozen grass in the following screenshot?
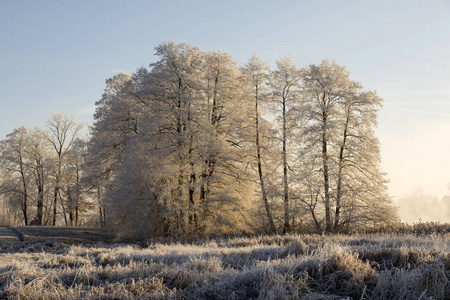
[0,232,449,299]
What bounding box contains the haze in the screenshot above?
[1,0,449,222]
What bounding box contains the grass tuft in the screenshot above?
[1,228,450,299]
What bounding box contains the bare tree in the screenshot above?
[64,137,88,226]
[26,127,52,225]
[0,127,30,225]
[46,113,83,226]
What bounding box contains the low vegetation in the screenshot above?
[1,225,450,299]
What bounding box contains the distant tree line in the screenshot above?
[0,42,398,237]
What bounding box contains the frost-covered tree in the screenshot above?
[197,50,256,235]
[270,56,303,233]
[86,43,397,238]
[114,41,207,236]
[91,43,258,238]
[46,113,83,226]
[0,126,55,226]
[64,137,89,226]
[26,127,53,225]
[86,72,137,227]
[0,127,31,225]
[301,60,396,232]
[87,42,204,236]
[241,53,277,234]
[302,60,345,231]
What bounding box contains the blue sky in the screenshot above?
[1,0,450,205]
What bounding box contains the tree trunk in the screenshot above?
[75,168,80,227]
[98,205,103,227]
[52,187,58,226]
[198,80,221,232]
[20,169,28,226]
[15,144,28,225]
[321,112,332,232]
[199,161,208,206]
[255,86,276,234]
[178,166,185,232]
[282,97,289,233]
[36,179,44,225]
[198,161,208,231]
[60,193,68,226]
[311,208,322,233]
[334,110,350,231]
[188,164,197,231]
[68,192,74,227]
[187,101,198,234]
[97,186,106,227]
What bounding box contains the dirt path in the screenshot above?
[0,226,20,243]
[0,227,22,267]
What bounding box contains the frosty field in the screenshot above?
[0,225,449,299]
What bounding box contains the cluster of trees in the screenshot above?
[0,42,398,237]
[0,114,90,226]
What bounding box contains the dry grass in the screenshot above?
[0,231,449,299]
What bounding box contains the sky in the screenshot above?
[1,0,450,218]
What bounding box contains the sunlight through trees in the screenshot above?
[0,42,397,237]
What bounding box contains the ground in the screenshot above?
[0,226,449,299]
[0,227,17,244]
